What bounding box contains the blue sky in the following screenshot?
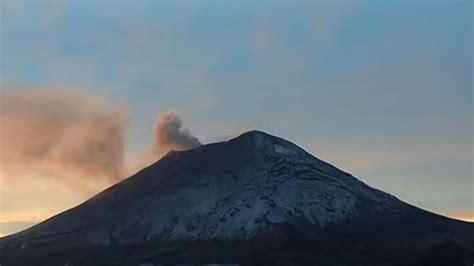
[0,0,472,234]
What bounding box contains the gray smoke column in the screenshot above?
[122,110,202,175]
[151,110,201,154]
[0,88,126,187]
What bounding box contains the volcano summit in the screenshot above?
[1,130,473,265]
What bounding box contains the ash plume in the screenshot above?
[151,110,201,154]
[0,88,126,186]
[0,89,202,189]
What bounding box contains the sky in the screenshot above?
[0,0,472,236]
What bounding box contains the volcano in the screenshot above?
[1,130,473,265]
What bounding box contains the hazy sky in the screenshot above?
[0,0,472,236]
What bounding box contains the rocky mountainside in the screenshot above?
[1,130,473,265]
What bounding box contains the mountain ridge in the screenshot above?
[1,130,473,265]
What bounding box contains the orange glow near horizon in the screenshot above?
[454,216,474,222]
[0,211,51,224]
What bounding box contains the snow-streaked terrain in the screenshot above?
[1,130,473,266]
[5,131,406,244]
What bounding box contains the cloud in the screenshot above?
[0,88,202,190]
[0,88,127,188]
[151,110,201,154]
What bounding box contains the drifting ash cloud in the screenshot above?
[0,88,201,191]
[0,89,126,187]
